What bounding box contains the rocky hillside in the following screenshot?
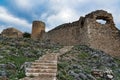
[0,37,120,80]
[58,45,120,80]
[0,37,62,80]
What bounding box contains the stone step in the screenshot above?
[20,76,56,80]
[26,72,56,77]
[30,65,57,69]
[35,60,57,63]
[39,59,57,61]
[39,57,57,61]
[20,46,73,80]
[26,68,57,73]
[40,54,57,57]
[32,62,57,66]
[39,54,58,60]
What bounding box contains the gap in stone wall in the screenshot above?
[96,19,107,24]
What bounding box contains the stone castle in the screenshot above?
[1,10,120,57]
[31,10,120,57]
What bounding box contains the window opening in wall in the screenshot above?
[96,19,107,24]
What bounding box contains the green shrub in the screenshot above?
[23,32,31,38]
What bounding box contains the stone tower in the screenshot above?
[31,21,45,40]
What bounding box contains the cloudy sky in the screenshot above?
[0,0,120,33]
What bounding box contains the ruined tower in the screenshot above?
[31,21,45,40]
[84,10,120,57]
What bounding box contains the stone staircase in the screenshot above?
[20,46,73,80]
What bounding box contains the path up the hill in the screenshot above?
[20,46,73,80]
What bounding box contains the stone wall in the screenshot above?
[85,10,120,57]
[46,17,89,45]
[45,10,120,57]
[1,28,23,38]
[32,10,120,57]
[31,21,45,40]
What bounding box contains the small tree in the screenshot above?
[23,32,31,38]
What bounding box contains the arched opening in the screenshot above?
[95,16,110,25]
[96,19,107,24]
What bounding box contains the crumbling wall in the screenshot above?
[46,17,89,45]
[31,10,120,57]
[85,10,120,57]
[31,21,45,40]
[1,28,23,38]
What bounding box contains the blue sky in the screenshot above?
[0,0,120,33]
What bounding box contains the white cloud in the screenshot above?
[10,0,120,30]
[0,25,6,33]
[0,6,32,32]
[13,0,33,10]
[2,0,120,32]
[44,9,79,31]
[42,0,120,31]
[0,25,13,33]
[40,0,83,31]
[14,0,31,9]
[13,0,45,11]
[0,7,31,28]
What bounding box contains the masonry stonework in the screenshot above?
[1,27,23,38]
[31,21,45,40]
[46,17,89,46]
[32,10,120,57]
[85,10,120,57]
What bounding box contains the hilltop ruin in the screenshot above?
[1,27,23,38]
[0,10,120,57]
[31,10,120,57]
[31,21,45,39]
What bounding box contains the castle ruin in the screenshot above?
[31,21,45,40]
[1,27,23,38]
[31,10,120,57]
